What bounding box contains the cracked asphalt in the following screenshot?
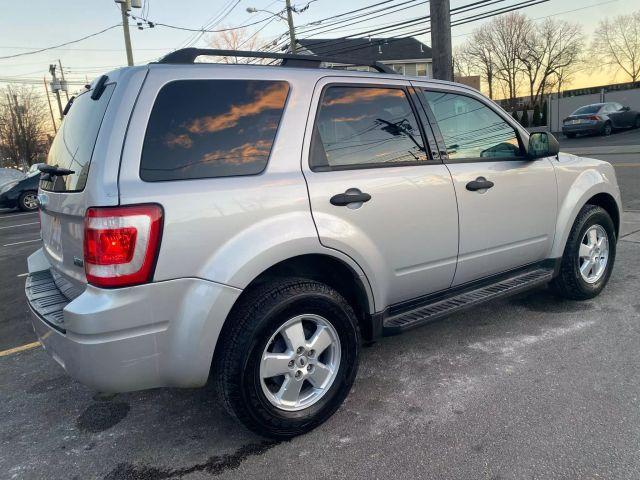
[1,137,640,478]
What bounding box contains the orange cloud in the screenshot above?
[323,88,404,107]
[199,140,272,166]
[186,82,289,135]
[165,133,193,149]
[333,114,367,123]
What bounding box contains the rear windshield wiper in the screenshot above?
[38,164,75,181]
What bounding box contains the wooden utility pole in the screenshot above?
[43,77,57,134]
[58,59,69,102]
[430,0,453,81]
[120,0,134,66]
[285,0,297,53]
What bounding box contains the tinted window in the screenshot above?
[573,105,601,115]
[141,80,289,181]
[43,84,115,192]
[422,90,523,160]
[310,86,427,170]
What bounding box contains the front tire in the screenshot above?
[213,278,360,438]
[602,121,612,136]
[550,205,616,300]
[18,190,38,211]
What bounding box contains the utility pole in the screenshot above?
[49,64,64,120]
[43,77,57,134]
[118,0,134,66]
[58,59,69,102]
[285,0,297,53]
[430,0,453,81]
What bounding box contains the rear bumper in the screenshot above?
[0,191,18,209]
[561,123,602,135]
[26,248,242,393]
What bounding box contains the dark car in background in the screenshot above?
[562,102,640,138]
[0,171,39,211]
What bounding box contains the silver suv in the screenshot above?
[26,49,622,438]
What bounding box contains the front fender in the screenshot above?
[550,155,622,258]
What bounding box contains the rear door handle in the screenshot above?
[466,177,494,192]
[330,190,372,206]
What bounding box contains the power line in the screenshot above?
[0,24,121,60]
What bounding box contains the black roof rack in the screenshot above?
[156,48,397,74]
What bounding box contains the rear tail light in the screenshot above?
[587,115,601,121]
[83,204,163,288]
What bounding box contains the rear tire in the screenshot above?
[213,278,360,438]
[18,190,38,212]
[550,205,616,300]
[565,133,576,138]
[634,115,640,129]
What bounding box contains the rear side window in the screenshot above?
[43,84,115,192]
[140,80,289,181]
[422,90,523,160]
[310,86,427,170]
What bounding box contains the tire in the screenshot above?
[550,205,616,300]
[634,115,640,129]
[601,121,612,136]
[565,133,576,138]
[18,190,38,212]
[213,278,360,438]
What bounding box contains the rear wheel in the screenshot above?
[213,278,360,438]
[18,190,38,211]
[602,121,612,136]
[634,115,640,129]
[565,133,576,138]
[550,205,616,300]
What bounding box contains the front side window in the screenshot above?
[140,80,289,181]
[310,86,427,170]
[422,90,523,160]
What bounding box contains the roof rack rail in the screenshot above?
[156,48,397,74]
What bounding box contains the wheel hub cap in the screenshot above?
[578,224,609,284]
[259,314,341,412]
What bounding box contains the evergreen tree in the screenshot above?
[520,107,530,127]
[532,104,542,126]
[541,100,548,126]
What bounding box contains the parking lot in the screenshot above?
[1,133,640,479]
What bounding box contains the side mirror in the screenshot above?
[622,106,630,111]
[527,132,559,160]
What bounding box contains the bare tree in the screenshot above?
[591,10,640,82]
[519,18,583,105]
[486,12,531,104]
[206,27,262,63]
[0,86,50,169]
[458,27,497,98]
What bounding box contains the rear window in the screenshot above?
[572,105,601,115]
[42,83,115,192]
[140,80,289,182]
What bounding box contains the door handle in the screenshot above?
[466,177,494,192]
[330,190,372,206]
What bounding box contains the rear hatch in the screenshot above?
[39,74,119,298]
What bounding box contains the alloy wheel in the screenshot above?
[259,314,341,411]
[578,224,609,284]
[22,193,38,210]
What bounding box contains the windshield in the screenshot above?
[572,105,601,115]
[42,83,115,192]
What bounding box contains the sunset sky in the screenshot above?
[0,0,637,95]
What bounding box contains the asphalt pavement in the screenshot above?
[0,131,639,479]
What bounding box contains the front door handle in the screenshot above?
[330,189,372,206]
[466,177,494,192]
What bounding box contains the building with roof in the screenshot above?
[296,37,433,78]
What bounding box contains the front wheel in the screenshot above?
[213,278,360,438]
[602,121,612,136]
[550,205,616,300]
[18,190,38,211]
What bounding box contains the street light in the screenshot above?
[246,1,298,53]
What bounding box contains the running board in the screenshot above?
[383,267,554,334]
